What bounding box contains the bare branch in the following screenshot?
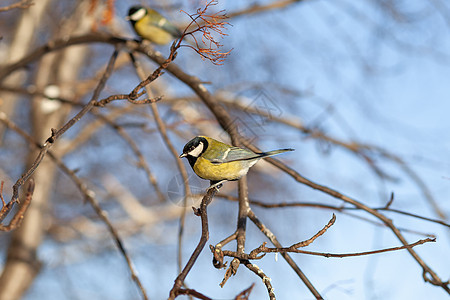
[255,238,435,258]
[0,180,34,231]
[227,0,308,19]
[244,261,275,300]
[0,0,33,12]
[216,193,450,229]
[234,283,255,300]
[169,188,218,299]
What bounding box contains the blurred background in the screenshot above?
[0,0,449,299]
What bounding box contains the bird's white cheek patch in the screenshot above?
[188,142,204,157]
[131,8,146,21]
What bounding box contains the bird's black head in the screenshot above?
[127,6,147,23]
[180,136,209,167]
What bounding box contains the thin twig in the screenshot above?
[128,51,192,276]
[95,113,166,201]
[247,208,324,299]
[217,214,335,261]
[176,288,212,300]
[225,0,307,19]
[56,163,149,300]
[221,177,250,287]
[255,238,435,258]
[215,193,449,230]
[243,261,275,300]
[0,0,33,12]
[169,188,217,299]
[181,0,232,65]
[0,180,35,231]
[234,283,255,300]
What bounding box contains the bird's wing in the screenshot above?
[209,147,262,164]
[146,11,182,37]
[159,21,182,38]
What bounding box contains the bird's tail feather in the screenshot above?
[260,148,294,158]
[223,148,294,163]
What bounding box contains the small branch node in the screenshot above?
[385,192,395,209]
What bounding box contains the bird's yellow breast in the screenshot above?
[135,21,173,44]
[193,157,250,181]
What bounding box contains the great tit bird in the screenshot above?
[126,5,182,45]
[179,136,294,189]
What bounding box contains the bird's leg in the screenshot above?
[208,180,226,191]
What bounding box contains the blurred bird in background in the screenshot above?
[126,5,182,44]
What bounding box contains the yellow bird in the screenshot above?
[179,136,294,189]
[126,5,182,45]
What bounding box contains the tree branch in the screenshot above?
[169,188,217,299]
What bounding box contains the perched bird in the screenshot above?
[126,5,182,45]
[179,136,294,189]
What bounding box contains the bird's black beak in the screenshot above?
[179,153,187,158]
